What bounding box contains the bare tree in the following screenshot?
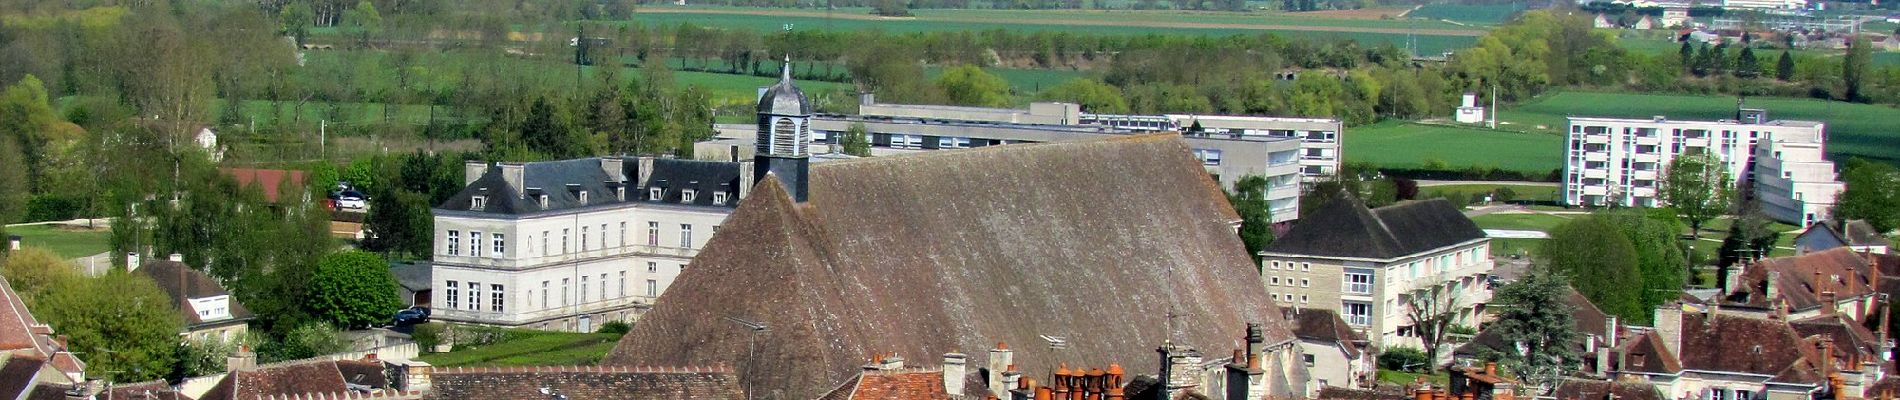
[1405,286,1461,372]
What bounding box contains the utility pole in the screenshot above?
[1488,84,1498,130]
[320,119,327,160]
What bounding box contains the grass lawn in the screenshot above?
[1498,91,1900,166]
[1376,369,1449,386]
[1345,121,1565,174]
[622,7,1482,55]
[1418,184,1561,204]
[1470,213,1573,232]
[416,328,622,367]
[5,224,111,259]
[1489,237,1544,259]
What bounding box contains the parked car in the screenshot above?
[335,190,367,209]
[392,307,430,326]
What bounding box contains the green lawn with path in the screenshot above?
[416,328,621,367]
[1470,213,1573,232]
[5,224,110,259]
[1345,121,1564,174]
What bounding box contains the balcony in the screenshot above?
[1583,134,1610,144]
[1582,169,1608,179]
[1583,152,1609,162]
[1580,186,1609,196]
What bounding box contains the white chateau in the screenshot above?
[427,62,815,332]
[1563,108,1842,226]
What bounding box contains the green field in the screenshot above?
[1344,121,1565,174]
[1418,184,1561,204]
[416,328,621,367]
[6,224,110,259]
[1614,33,1900,66]
[624,7,1482,55]
[1406,4,1525,25]
[1499,91,1900,165]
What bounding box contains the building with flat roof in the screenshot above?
[1562,109,1841,226]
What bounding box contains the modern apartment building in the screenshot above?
[430,157,750,332]
[1075,112,1343,182]
[1256,197,1494,350]
[1562,110,1840,226]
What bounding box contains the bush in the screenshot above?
[24,195,85,222]
[596,320,631,335]
[1379,346,1431,372]
[411,323,443,352]
[265,322,347,362]
[1492,187,1518,202]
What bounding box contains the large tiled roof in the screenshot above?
[1263,197,1485,260]
[604,134,1293,399]
[1548,379,1667,400]
[1287,308,1364,359]
[1614,330,1681,375]
[1676,313,1822,383]
[105,380,193,400]
[1788,313,1884,368]
[198,359,351,400]
[220,168,307,203]
[135,260,254,326]
[424,366,742,400]
[1727,248,1876,312]
[815,368,954,400]
[0,277,80,376]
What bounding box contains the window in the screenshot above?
[1193,149,1223,165]
[600,224,608,249]
[599,273,607,300]
[616,187,625,201]
[619,271,627,298]
[561,278,570,306]
[713,192,728,205]
[1270,277,1281,286]
[1344,269,1373,294]
[680,224,693,248]
[648,262,658,273]
[1270,261,1280,270]
[471,195,486,210]
[581,227,589,251]
[1301,263,1310,272]
[470,232,483,257]
[491,284,505,312]
[580,276,589,303]
[1303,354,1315,368]
[1300,295,1309,303]
[538,195,549,208]
[562,229,570,254]
[619,222,627,247]
[682,189,697,203]
[1343,302,1372,325]
[542,231,550,255]
[542,281,550,309]
[939,136,970,149]
[1709,389,1727,400]
[1735,390,1752,400]
[467,282,480,311]
[647,221,660,246]
[890,134,924,149]
[492,234,505,257]
[649,187,662,200]
[446,281,459,309]
[448,231,461,256]
[1300,278,1310,288]
[578,191,588,204]
[647,279,658,297]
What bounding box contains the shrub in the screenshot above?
[596,320,631,335]
[1379,346,1431,372]
[1492,187,1518,202]
[411,323,443,351]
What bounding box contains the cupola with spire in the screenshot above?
[754,56,811,202]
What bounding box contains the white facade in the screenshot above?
[1454,93,1486,124]
[1259,240,1495,349]
[1081,112,1344,183]
[1563,114,1838,225]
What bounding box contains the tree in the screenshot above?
[342,0,383,46]
[1734,47,1760,78]
[1487,268,1579,388]
[1540,216,1643,321]
[1717,204,1779,290]
[36,273,183,382]
[266,322,347,362]
[840,122,872,157]
[1659,152,1733,240]
[1599,209,1688,322]
[0,140,25,224]
[1776,50,1796,81]
[1226,175,1275,261]
[1679,41,1695,74]
[1843,36,1872,102]
[1040,78,1129,114]
[175,335,242,379]
[0,248,79,301]
[1404,287,1459,372]
[307,251,402,329]
[935,65,1011,108]
[1834,158,1900,233]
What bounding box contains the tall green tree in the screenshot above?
[1599,208,1688,321]
[1835,158,1900,233]
[1717,203,1779,289]
[1659,152,1733,240]
[1776,50,1797,81]
[342,0,383,46]
[306,251,403,329]
[0,140,25,224]
[1487,268,1579,388]
[36,272,183,382]
[1734,47,1760,78]
[1843,37,1872,102]
[839,122,872,157]
[1540,216,1643,321]
[935,64,1011,108]
[1225,175,1275,261]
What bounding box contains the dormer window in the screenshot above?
[682,189,696,203]
[538,195,549,209]
[713,192,728,205]
[616,187,626,201]
[471,196,486,211]
[649,187,662,201]
[578,191,588,204]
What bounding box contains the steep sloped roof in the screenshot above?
[198,359,349,400]
[1677,313,1822,384]
[424,366,742,400]
[436,158,744,215]
[135,260,254,326]
[1788,313,1884,367]
[815,368,954,400]
[604,134,1294,399]
[1728,248,1876,312]
[1549,379,1667,400]
[1287,308,1365,359]
[1263,197,1485,260]
[0,354,45,400]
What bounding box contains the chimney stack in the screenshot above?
[497,163,526,197]
[1002,365,1023,399]
[1824,292,1839,315]
[1053,364,1071,399]
[464,161,488,186]
[1654,302,1684,361]
[989,343,1014,399]
[1105,364,1125,400]
[600,158,625,182]
[395,360,434,392]
[1245,323,1266,360]
[1767,271,1781,301]
[1012,378,1036,400]
[1226,347,1267,400]
[227,345,257,372]
[944,353,967,396]
[1086,368,1106,400]
[880,354,905,371]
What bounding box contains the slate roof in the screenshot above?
[0,354,46,400]
[815,368,953,400]
[423,366,742,400]
[644,159,746,207]
[604,134,1295,400]
[220,168,307,203]
[1803,219,1890,249]
[135,260,255,326]
[389,262,432,293]
[1263,197,1485,260]
[1548,379,1667,400]
[758,61,809,115]
[1287,308,1365,359]
[1726,248,1876,312]
[197,359,351,400]
[436,158,743,216]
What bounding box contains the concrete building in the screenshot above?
[1076,112,1343,182]
[1562,110,1841,226]
[1257,197,1494,350]
[1454,93,1486,124]
[429,156,749,332]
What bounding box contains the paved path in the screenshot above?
[4,218,110,228]
[1485,229,1550,239]
[1416,180,1559,187]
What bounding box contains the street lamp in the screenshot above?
[724,316,769,400]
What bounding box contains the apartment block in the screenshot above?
[1563,110,1839,225]
[1077,112,1343,182]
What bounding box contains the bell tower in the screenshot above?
[754,56,811,202]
